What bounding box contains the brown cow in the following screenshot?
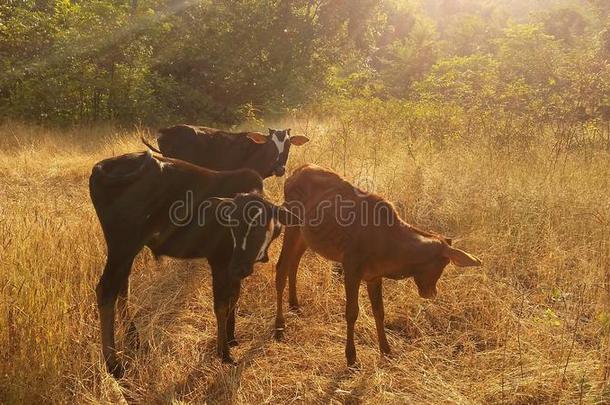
[142,125,309,178]
[274,164,482,366]
[90,151,296,378]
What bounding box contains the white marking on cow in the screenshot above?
[152,151,171,171]
[255,218,275,261]
[229,227,237,248]
[157,160,171,171]
[241,208,263,250]
[271,133,288,154]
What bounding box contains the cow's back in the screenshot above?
[90,152,263,257]
[286,164,403,263]
[284,165,359,261]
[157,125,258,171]
[89,152,165,230]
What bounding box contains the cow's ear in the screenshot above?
[443,245,482,267]
[207,197,233,207]
[290,135,309,146]
[246,132,268,144]
[208,197,232,203]
[207,197,237,224]
[274,205,302,226]
[268,128,274,135]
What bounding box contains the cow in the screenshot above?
[273,164,482,367]
[89,151,297,378]
[141,125,309,178]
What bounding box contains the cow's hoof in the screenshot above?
[221,354,236,365]
[380,345,391,356]
[274,326,285,341]
[228,339,239,347]
[288,304,301,314]
[346,350,359,370]
[347,359,361,371]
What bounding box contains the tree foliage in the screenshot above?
[1,0,609,129]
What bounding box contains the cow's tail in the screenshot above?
[141,135,162,154]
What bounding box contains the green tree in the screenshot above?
[414,53,498,110]
[496,23,560,115]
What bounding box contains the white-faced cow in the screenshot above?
[142,125,309,178]
[89,151,297,378]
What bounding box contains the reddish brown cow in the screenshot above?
[274,164,482,366]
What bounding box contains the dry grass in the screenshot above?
[1,119,609,404]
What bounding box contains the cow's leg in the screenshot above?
[366,279,390,355]
[275,226,307,340]
[343,258,362,367]
[227,280,241,347]
[116,277,139,349]
[287,230,307,311]
[96,249,137,378]
[211,261,235,363]
[288,266,300,311]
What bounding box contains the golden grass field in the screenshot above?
[1,119,610,404]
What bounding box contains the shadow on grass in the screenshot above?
[314,366,372,405]
[117,256,211,403]
[167,331,271,403]
[123,254,271,403]
[385,316,422,340]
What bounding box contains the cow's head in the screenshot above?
[210,193,301,281]
[412,239,482,299]
[246,128,309,177]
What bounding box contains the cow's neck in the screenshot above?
[376,221,442,275]
[235,137,273,175]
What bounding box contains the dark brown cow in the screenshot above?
[274,164,482,366]
[142,125,309,178]
[90,151,296,378]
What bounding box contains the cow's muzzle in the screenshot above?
[272,165,286,177]
[230,264,254,281]
[258,253,269,263]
